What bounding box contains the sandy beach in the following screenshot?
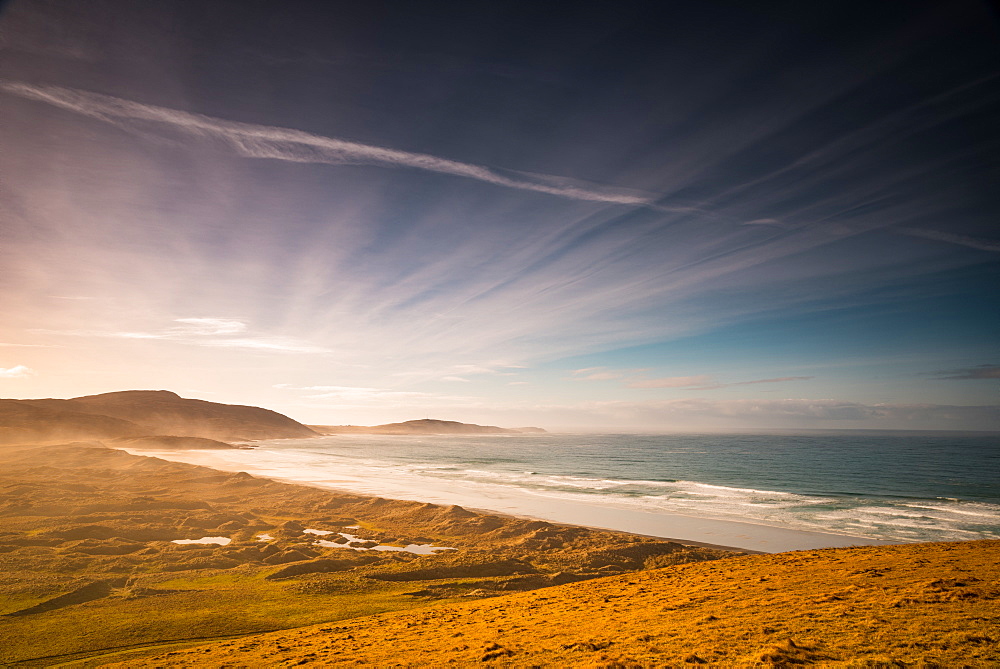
[121,446,893,553]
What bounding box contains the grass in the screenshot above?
[0,442,733,665]
[1,561,472,664]
[120,540,1000,667]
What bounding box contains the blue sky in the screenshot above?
[0,0,997,430]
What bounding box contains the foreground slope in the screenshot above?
[2,390,317,442]
[0,442,730,665]
[125,540,999,667]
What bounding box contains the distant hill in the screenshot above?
[0,400,146,444]
[312,419,546,435]
[0,390,317,444]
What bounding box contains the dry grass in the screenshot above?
[0,442,732,665]
[116,539,1000,667]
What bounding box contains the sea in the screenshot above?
[142,431,1000,552]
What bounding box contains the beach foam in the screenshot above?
[122,431,999,551]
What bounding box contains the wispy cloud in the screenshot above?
[4,76,985,377]
[581,369,814,390]
[569,398,1000,429]
[275,384,479,409]
[34,318,329,354]
[934,364,1000,380]
[572,367,648,381]
[0,365,34,378]
[0,81,653,206]
[898,228,1000,252]
[170,318,247,336]
[200,338,330,354]
[391,362,525,383]
[579,371,626,381]
[726,376,814,387]
[0,343,58,348]
[626,375,715,389]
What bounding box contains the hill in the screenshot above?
[0,399,146,444]
[0,390,317,443]
[313,418,546,435]
[117,539,1000,667]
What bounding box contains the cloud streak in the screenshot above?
[898,228,1000,252]
[0,81,653,206]
[275,384,479,409]
[569,398,1000,429]
[934,365,1000,380]
[726,376,815,387]
[34,319,329,354]
[0,365,34,378]
[0,343,58,348]
[627,375,715,389]
[578,369,815,390]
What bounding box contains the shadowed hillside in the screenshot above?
[0,400,146,444]
[1,390,317,443]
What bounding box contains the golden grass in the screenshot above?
[0,442,732,665]
[116,539,1000,667]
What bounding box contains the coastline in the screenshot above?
[2,439,745,665]
[3,440,997,667]
[121,446,895,553]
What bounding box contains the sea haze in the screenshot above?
[136,432,999,549]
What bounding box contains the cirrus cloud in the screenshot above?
[0,81,654,207]
[934,364,1000,380]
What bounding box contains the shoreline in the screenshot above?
[5,440,997,667]
[121,446,896,553]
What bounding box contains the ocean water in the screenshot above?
[145,432,1000,548]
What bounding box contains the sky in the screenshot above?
[0,0,998,431]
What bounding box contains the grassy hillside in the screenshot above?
[0,442,731,666]
[112,539,1000,667]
